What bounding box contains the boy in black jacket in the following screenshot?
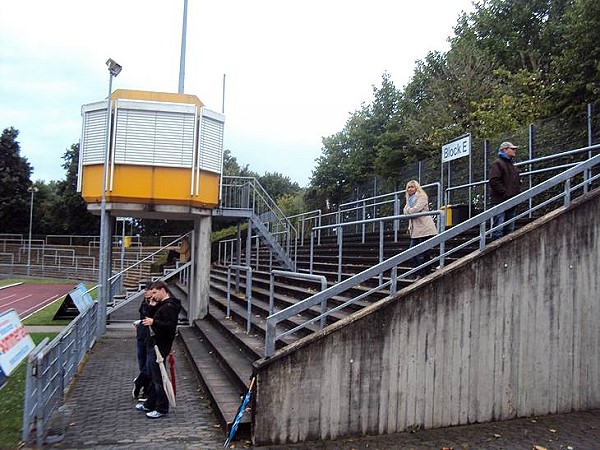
[132,285,156,401]
[135,281,181,418]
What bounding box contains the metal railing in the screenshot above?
[22,297,98,447]
[264,150,600,356]
[105,234,190,314]
[269,270,328,330]
[21,233,193,446]
[309,210,446,283]
[445,144,599,212]
[227,264,253,333]
[219,176,298,266]
[286,210,322,246]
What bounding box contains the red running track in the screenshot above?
[0,283,76,319]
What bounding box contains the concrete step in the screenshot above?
[178,325,252,434]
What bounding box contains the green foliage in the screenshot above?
[211,224,240,243]
[308,0,598,209]
[277,191,306,217]
[549,0,600,115]
[0,127,33,233]
[222,149,257,177]
[52,143,100,235]
[257,172,300,201]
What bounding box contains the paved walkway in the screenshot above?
[46,324,225,450]
[39,322,600,450]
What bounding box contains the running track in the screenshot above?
[0,283,76,319]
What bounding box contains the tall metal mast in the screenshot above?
[178,0,188,93]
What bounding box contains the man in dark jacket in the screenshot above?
[135,281,181,419]
[132,285,155,401]
[489,141,521,240]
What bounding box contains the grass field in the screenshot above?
[0,332,58,450]
[1,278,96,326]
[0,277,77,287]
[0,278,96,449]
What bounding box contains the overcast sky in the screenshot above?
[0,0,474,187]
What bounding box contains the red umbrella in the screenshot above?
[168,353,176,395]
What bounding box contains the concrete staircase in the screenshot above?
[178,225,488,435]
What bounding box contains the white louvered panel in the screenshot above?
[80,103,108,165]
[198,108,225,174]
[113,100,196,168]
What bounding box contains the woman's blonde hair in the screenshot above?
[405,179,427,201]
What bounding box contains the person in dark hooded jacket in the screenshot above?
[132,285,156,401]
[135,281,181,418]
[489,141,521,240]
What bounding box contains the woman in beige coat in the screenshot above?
[403,180,438,277]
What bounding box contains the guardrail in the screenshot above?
[269,270,328,329]
[22,299,98,447]
[103,234,190,314]
[227,264,253,333]
[445,144,599,212]
[264,151,600,356]
[309,210,446,283]
[219,176,298,267]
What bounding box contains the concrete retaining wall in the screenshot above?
[253,189,600,445]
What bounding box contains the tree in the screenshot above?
[258,172,300,201]
[33,180,62,235]
[52,144,100,235]
[549,0,600,116]
[222,149,257,177]
[306,133,352,211]
[0,127,32,234]
[277,191,306,218]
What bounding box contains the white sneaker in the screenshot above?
[146,410,166,419]
[135,403,150,412]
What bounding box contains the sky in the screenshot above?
[0,0,475,188]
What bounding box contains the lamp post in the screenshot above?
[97,58,122,336]
[26,186,38,277]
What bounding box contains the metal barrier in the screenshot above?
[309,210,446,283]
[22,300,98,447]
[264,151,600,356]
[104,234,190,313]
[269,270,328,329]
[227,264,253,333]
[219,176,298,266]
[445,144,599,210]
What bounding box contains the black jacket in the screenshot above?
[136,299,155,343]
[489,156,520,204]
[150,296,181,357]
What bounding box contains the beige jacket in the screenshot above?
[403,193,438,238]
[178,238,191,263]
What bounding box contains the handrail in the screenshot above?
[269,270,328,326]
[286,209,322,245]
[308,182,442,243]
[22,301,98,447]
[340,181,442,212]
[219,176,298,267]
[310,210,446,282]
[227,264,253,333]
[264,152,600,356]
[106,260,192,316]
[444,143,600,207]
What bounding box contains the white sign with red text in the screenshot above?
[0,309,35,376]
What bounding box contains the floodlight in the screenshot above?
[106,58,122,77]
